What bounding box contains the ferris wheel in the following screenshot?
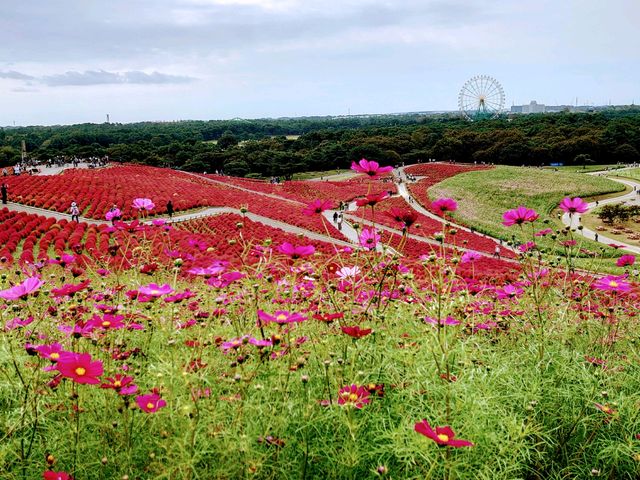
[458,75,505,121]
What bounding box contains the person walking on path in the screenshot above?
[493,245,501,259]
[166,200,174,219]
[70,202,80,222]
[1,184,7,205]
[333,212,338,223]
[594,232,598,242]
[337,213,343,231]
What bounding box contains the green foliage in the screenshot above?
[3,109,640,177]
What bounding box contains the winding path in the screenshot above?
[562,173,640,255]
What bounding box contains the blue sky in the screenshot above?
[1,0,638,125]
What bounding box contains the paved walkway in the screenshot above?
[562,175,640,254]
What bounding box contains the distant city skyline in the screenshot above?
[1,0,638,126]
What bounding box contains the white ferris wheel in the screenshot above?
[458,75,505,121]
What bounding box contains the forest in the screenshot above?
[1,109,639,177]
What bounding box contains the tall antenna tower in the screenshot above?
[106,114,110,124]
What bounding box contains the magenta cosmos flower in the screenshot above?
[0,276,44,300]
[257,310,307,325]
[431,198,458,215]
[302,199,333,216]
[132,198,155,211]
[278,242,315,258]
[350,158,393,178]
[136,392,167,413]
[356,192,389,208]
[105,208,121,221]
[43,472,72,480]
[593,275,631,293]
[359,228,380,250]
[616,255,636,267]
[385,207,418,229]
[502,206,539,226]
[559,197,588,215]
[137,283,174,297]
[424,316,461,326]
[337,384,371,409]
[414,419,474,447]
[460,251,482,264]
[56,352,104,385]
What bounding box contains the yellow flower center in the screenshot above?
[114,380,122,387]
[75,367,86,376]
[102,321,111,327]
[602,406,611,413]
[609,281,618,288]
[348,393,359,402]
[50,352,60,359]
[146,402,155,410]
[437,434,449,442]
[276,314,287,322]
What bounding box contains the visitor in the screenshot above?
[337,213,343,231]
[70,202,80,222]
[2,168,7,176]
[333,212,338,223]
[493,245,501,259]
[166,200,174,219]
[594,233,598,242]
[1,183,7,204]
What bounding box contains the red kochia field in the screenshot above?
[2,161,637,479]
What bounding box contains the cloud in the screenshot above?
[0,70,35,80]
[0,69,196,87]
[41,70,196,86]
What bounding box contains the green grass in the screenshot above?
[429,166,625,256]
[616,167,640,182]
[291,169,352,180]
[542,164,626,173]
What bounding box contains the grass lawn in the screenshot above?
[615,167,640,182]
[542,164,627,173]
[428,166,625,256]
[292,169,352,180]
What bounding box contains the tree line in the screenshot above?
[1,109,639,177]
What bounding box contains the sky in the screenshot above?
[0,0,638,126]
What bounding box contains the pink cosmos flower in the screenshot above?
[460,251,482,264]
[502,206,539,226]
[56,352,104,385]
[496,284,524,300]
[5,316,34,331]
[132,198,155,211]
[518,242,537,253]
[337,384,371,408]
[51,279,91,298]
[302,199,333,216]
[0,276,44,300]
[559,197,588,215]
[278,242,315,259]
[355,192,389,208]
[137,283,174,297]
[414,419,474,447]
[136,392,167,413]
[534,228,553,237]
[431,198,458,215]
[105,208,121,221]
[350,158,393,178]
[359,228,380,250]
[257,310,307,325]
[336,266,361,280]
[616,255,636,267]
[34,343,65,361]
[593,275,631,293]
